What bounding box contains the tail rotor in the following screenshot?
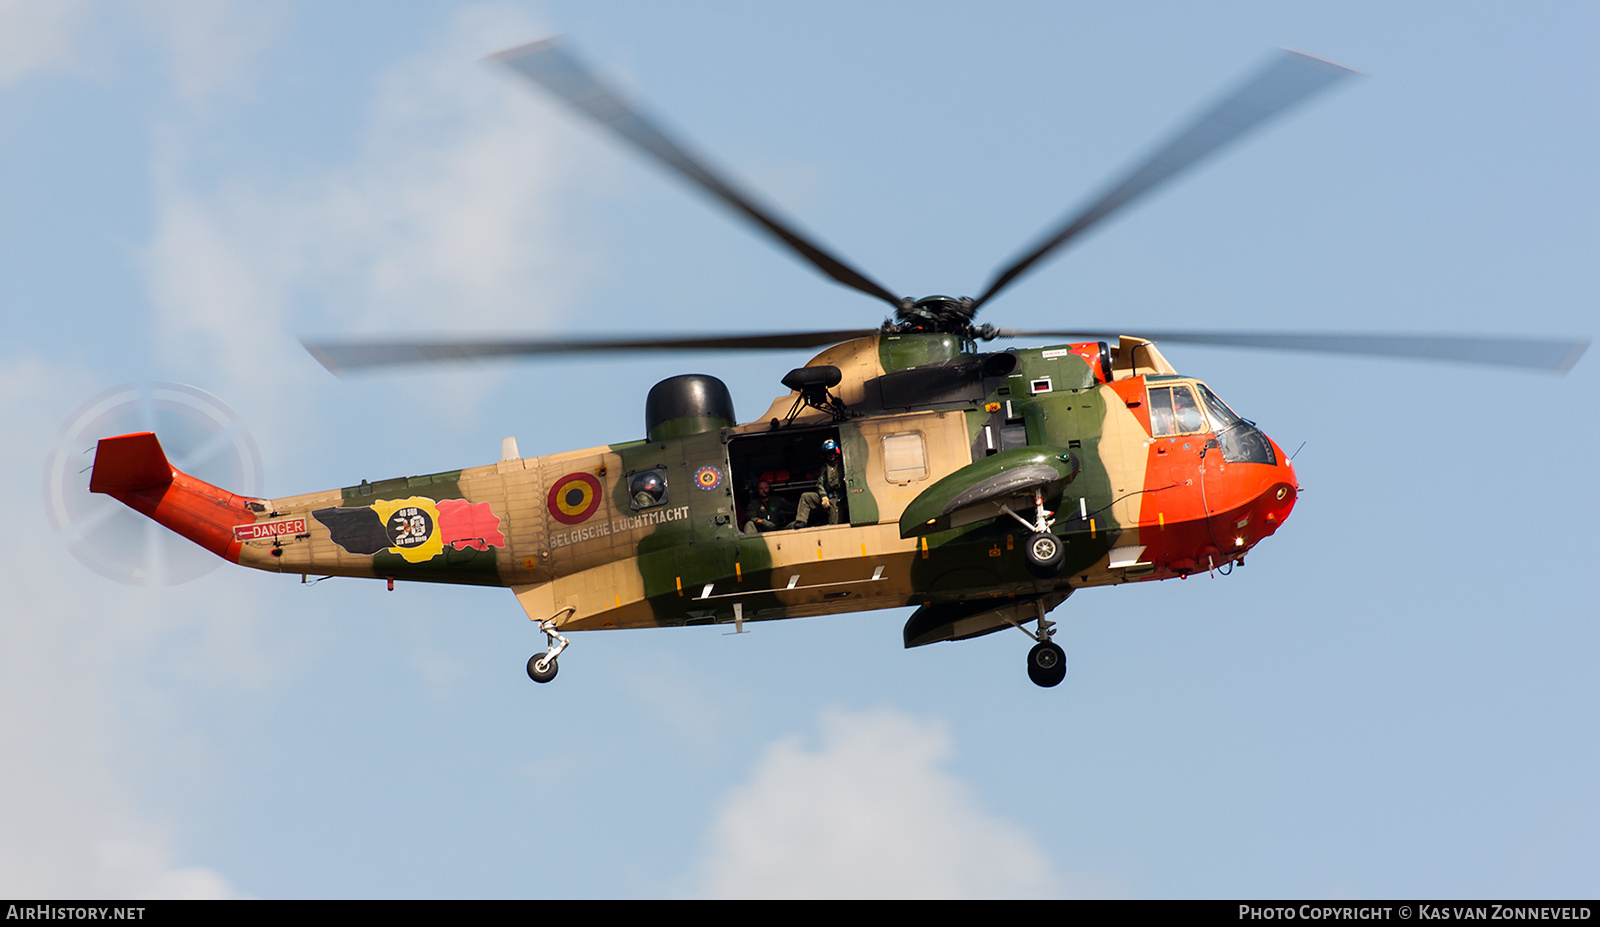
[44,382,262,586]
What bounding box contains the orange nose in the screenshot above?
[1257,436,1299,534]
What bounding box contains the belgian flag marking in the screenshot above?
[548,472,603,525]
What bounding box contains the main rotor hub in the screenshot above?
[883,296,996,342]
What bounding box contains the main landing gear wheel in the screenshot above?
[525,610,573,685]
[527,653,559,683]
[1027,641,1067,688]
[1024,531,1065,578]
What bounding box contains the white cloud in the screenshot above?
[692,706,1059,898]
[3,9,583,893]
[0,0,90,89]
[0,358,243,899]
[0,0,278,101]
[140,3,584,398]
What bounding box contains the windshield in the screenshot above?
[1196,384,1241,430]
[1194,383,1276,465]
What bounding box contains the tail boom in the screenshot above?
[89,432,259,564]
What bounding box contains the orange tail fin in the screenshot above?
[88,432,175,493]
[90,432,259,563]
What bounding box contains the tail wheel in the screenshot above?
[1023,532,1065,577]
[527,653,559,684]
[1027,641,1067,688]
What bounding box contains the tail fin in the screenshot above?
[90,432,258,563]
[88,432,175,493]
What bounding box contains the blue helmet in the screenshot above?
[821,438,839,454]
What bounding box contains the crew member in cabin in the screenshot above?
[742,479,791,534]
[790,439,846,528]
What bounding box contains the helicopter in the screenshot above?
[87,39,1588,689]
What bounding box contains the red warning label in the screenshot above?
[232,517,307,542]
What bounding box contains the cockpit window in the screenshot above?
[1196,384,1241,430]
[1148,385,1207,436]
[1195,383,1277,466]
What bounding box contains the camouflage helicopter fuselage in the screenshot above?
[90,331,1299,651]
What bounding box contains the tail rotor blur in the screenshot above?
[44,382,263,586]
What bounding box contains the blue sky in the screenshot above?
[1,1,1595,899]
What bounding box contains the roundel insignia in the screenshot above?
[694,465,723,491]
[547,472,603,525]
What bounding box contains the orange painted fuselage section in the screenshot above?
[1135,436,1298,577]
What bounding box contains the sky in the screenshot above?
[1,0,1595,900]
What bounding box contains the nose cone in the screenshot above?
[1257,434,1299,537]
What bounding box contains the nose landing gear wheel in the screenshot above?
[1027,641,1066,688]
[1023,531,1065,578]
[527,653,559,684]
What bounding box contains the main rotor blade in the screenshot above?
[490,37,904,309]
[303,330,879,375]
[994,330,1590,373]
[308,328,1588,375]
[972,50,1357,311]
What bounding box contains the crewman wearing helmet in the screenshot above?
[630,470,666,510]
[790,438,846,528]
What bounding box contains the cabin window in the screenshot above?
[882,432,928,483]
[1148,385,1207,436]
[628,468,669,510]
